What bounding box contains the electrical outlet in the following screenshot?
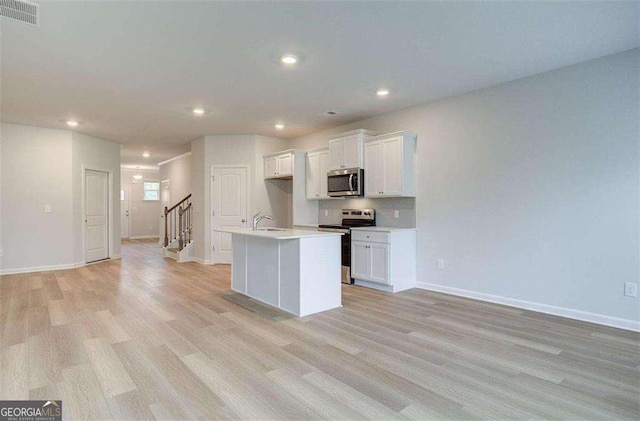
[319,251,325,262]
[624,282,638,297]
[394,210,399,218]
[437,259,445,270]
[44,205,52,213]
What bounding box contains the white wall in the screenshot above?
[72,132,121,261]
[191,135,290,263]
[0,119,3,268]
[0,124,121,273]
[159,152,191,206]
[191,137,206,261]
[289,49,639,327]
[1,124,75,270]
[120,167,161,238]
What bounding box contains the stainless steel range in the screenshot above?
[318,208,375,284]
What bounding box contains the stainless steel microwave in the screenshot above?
[327,168,364,197]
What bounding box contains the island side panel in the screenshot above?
[279,239,301,315]
[246,236,280,307]
[298,235,342,317]
[231,234,247,293]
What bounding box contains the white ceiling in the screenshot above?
[1,1,638,166]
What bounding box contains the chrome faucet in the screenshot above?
[252,211,275,230]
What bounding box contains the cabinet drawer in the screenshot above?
[351,230,389,244]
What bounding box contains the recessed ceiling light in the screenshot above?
[275,123,285,130]
[142,151,150,158]
[66,120,79,127]
[376,88,390,97]
[193,108,205,115]
[280,54,298,65]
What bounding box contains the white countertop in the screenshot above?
[213,227,343,240]
[293,223,319,228]
[350,226,417,232]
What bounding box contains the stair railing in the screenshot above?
[163,194,192,250]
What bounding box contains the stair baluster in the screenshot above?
[162,194,192,251]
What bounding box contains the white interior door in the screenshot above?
[212,167,248,263]
[85,169,109,263]
[120,185,131,239]
[159,180,170,244]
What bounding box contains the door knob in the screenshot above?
[241,219,246,223]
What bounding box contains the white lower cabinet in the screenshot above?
[351,228,416,293]
[351,241,372,280]
[352,241,389,284]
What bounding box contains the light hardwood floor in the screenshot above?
[1,239,638,420]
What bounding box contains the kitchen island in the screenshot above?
[212,227,343,317]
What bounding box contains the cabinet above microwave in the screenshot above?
[327,129,377,171]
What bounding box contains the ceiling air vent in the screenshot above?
[1,0,39,26]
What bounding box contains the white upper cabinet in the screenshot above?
[329,137,346,170]
[327,129,377,170]
[319,151,330,198]
[264,156,278,179]
[306,148,333,199]
[306,150,320,199]
[364,131,416,197]
[277,153,293,176]
[264,150,294,179]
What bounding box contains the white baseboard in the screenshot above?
[1,261,85,275]
[1,254,124,275]
[416,282,639,333]
[192,257,214,265]
[128,235,159,240]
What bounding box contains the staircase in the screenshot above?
[163,194,194,262]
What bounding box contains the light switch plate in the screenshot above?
[624,282,638,297]
[324,210,328,217]
[437,259,445,270]
[44,205,52,213]
[394,210,399,218]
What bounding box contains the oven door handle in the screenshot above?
[349,173,355,192]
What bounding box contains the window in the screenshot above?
[143,182,160,201]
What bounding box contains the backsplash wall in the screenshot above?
[319,197,415,228]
